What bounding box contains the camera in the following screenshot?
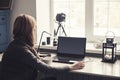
[56,13,66,22]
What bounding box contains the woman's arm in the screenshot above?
[21,49,70,75]
[21,47,85,75]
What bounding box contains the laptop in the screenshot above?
[53,36,86,64]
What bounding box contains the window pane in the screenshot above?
[109,1,120,36]
[53,0,85,37]
[94,0,120,36]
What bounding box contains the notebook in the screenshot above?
[53,36,86,64]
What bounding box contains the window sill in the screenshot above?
[35,43,120,57]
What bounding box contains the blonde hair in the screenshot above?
[13,14,36,47]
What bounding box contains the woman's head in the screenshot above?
[13,14,36,47]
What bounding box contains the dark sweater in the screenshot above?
[0,40,70,80]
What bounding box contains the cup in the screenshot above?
[42,41,46,45]
[46,37,50,45]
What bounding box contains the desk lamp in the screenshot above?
[37,31,52,53]
[102,31,117,63]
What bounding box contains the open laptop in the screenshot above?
[53,36,86,64]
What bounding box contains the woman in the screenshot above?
[0,14,85,80]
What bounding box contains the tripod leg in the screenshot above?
[55,24,61,36]
[61,25,67,36]
[55,22,67,36]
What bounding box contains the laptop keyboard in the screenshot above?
[52,56,84,64]
[57,56,83,61]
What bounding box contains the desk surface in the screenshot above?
[50,56,120,78]
[0,53,120,79]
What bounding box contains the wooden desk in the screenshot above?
[0,53,120,80]
[50,57,120,80]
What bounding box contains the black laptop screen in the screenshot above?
[57,36,86,58]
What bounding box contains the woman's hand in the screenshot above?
[69,61,85,70]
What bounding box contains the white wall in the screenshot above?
[9,0,36,41]
[9,0,51,45]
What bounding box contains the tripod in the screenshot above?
[55,22,67,36]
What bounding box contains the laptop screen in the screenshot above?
[57,36,86,58]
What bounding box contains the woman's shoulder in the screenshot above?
[7,40,32,53]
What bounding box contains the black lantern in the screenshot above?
[102,31,117,63]
[102,42,117,63]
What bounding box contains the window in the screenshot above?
[94,0,120,37]
[52,0,120,43]
[36,0,120,44]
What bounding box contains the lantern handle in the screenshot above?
[105,31,115,39]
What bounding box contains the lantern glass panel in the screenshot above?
[104,48,112,60]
